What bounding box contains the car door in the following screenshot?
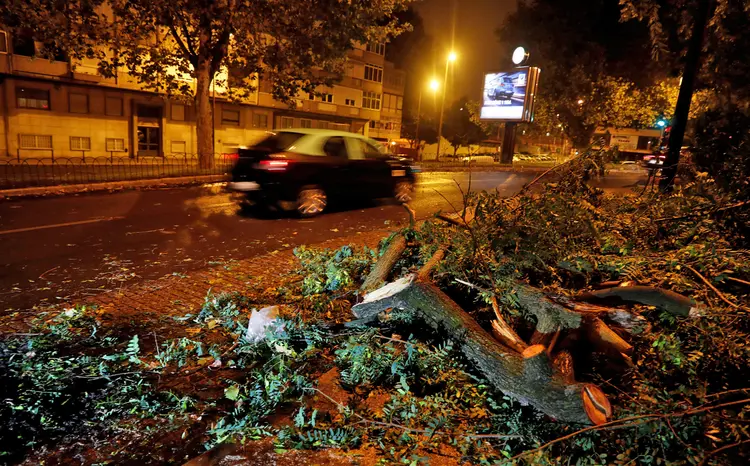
[346,138,393,198]
[320,136,352,195]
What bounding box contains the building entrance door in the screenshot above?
[137,127,161,156]
[136,105,162,157]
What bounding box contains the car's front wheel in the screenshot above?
[297,186,327,217]
[394,180,415,203]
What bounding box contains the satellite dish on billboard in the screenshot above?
[512,46,529,66]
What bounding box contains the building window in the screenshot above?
[106,138,126,152]
[300,119,312,129]
[366,43,385,55]
[345,99,356,107]
[387,74,404,89]
[362,91,381,110]
[221,108,240,126]
[69,93,89,114]
[0,31,7,54]
[308,93,333,103]
[280,117,294,129]
[252,113,268,129]
[397,96,403,110]
[16,88,50,110]
[105,96,123,116]
[171,141,187,155]
[364,64,383,83]
[70,136,91,151]
[369,120,376,129]
[19,134,52,150]
[171,103,185,121]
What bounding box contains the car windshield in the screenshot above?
[254,132,304,152]
[502,78,513,84]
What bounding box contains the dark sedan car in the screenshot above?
[228,129,417,217]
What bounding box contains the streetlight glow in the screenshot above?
[657,120,667,128]
[577,99,584,105]
[447,51,457,62]
[429,79,439,91]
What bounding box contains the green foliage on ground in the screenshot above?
[3,149,749,464]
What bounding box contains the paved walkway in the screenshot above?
[0,228,390,333]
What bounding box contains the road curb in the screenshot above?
[0,174,228,200]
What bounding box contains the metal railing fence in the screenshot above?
[1,154,236,189]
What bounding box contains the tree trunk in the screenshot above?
[359,235,408,293]
[353,277,611,425]
[195,60,214,169]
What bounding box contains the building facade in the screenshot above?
[0,29,405,160]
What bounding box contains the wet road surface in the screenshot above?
[0,171,644,311]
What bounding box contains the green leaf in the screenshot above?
[224,385,240,401]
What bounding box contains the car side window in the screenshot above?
[323,137,348,159]
[360,140,387,160]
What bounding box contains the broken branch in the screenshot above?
[353,276,611,425]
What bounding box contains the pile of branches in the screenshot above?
[341,150,750,462]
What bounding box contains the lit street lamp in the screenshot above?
[436,51,457,161]
[415,79,440,161]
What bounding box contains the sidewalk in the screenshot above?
[0,228,391,333]
[0,174,227,199]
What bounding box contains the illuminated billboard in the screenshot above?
[480,67,541,122]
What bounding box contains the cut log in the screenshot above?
[513,285,583,333]
[360,235,408,293]
[577,285,698,317]
[417,248,445,281]
[353,276,611,425]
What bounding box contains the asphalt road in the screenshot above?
[0,171,645,312]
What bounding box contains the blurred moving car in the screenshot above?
[642,153,665,170]
[228,129,416,217]
[486,76,515,100]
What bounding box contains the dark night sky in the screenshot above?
[414,0,518,101]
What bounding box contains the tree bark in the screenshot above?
[360,235,408,293]
[577,286,698,317]
[353,277,611,425]
[195,60,214,169]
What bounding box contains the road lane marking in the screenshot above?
[0,216,125,236]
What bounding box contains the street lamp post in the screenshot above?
[436,51,457,161]
[415,79,439,161]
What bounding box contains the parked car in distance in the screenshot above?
[228,129,416,217]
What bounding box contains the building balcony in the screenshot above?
[10,55,69,78]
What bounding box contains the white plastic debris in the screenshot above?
[245,305,280,343]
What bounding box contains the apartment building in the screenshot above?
[0,29,405,160]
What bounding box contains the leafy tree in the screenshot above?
[620,0,750,105]
[442,98,489,158]
[496,0,673,148]
[401,108,438,153]
[1,0,413,167]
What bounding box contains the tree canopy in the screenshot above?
[496,0,673,147]
[1,0,413,164]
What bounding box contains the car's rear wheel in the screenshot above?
[297,186,327,217]
[394,180,415,203]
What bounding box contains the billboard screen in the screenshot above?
[480,67,540,122]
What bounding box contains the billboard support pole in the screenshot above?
[500,122,517,164]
